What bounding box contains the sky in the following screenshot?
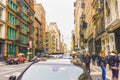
[36,0,75,50]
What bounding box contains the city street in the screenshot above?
[0,59,120,80]
[1,0,120,80]
[0,62,31,80]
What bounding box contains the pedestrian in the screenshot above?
[98,50,107,80]
[107,50,120,80]
[107,52,112,70]
[0,54,3,61]
[84,51,91,74]
[91,52,96,65]
[80,54,85,63]
[79,52,83,62]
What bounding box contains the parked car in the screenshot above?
[7,57,15,65]
[9,59,92,80]
[62,53,73,59]
[14,56,26,64]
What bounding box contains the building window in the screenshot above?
[8,0,18,12]
[20,11,28,21]
[30,20,33,26]
[19,46,27,54]
[30,28,33,34]
[8,26,16,40]
[20,0,28,12]
[7,43,16,56]
[20,33,28,44]
[8,12,18,25]
[20,22,28,32]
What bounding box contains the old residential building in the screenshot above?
[0,0,6,55]
[83,0,93,53]
[46,24,51,53]
[48,22,60,53]
[102,0,120,53]
[71,31,75,50]
[74,0,81,49]
[74,0,88,52]
[4,0,35,59]
[34,3,46,52]
[34,17,41,54]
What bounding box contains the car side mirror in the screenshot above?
[9,75,16,80]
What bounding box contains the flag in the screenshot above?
[29,41,32,48]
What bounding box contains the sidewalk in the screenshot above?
[0,62,6,66]
[90,63,120,80]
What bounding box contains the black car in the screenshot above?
[9,59,92,80]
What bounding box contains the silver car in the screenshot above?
[9,59,92,80]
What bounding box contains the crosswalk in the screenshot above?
[4,72,21,78]
[0,62,31,80]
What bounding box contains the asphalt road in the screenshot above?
[0,62,31,80]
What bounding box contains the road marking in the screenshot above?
[4,72,21,78]
[0,67,14,71]
[0,66,26,75]
[0,62,31,68]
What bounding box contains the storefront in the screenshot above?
[114,27,120,53]
[101,33,115,54]
[95,38,101,54]
[88,38,94,54]
[0,38,4,55]
[19,46,27,56]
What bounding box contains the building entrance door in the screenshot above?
[115,28,120,53]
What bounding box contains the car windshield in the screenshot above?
[18,62,84,80]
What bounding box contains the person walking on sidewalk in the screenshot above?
[91,52,96,65]
[84,52,91,74]
[98,50,107,80]
[107,50,120,80]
